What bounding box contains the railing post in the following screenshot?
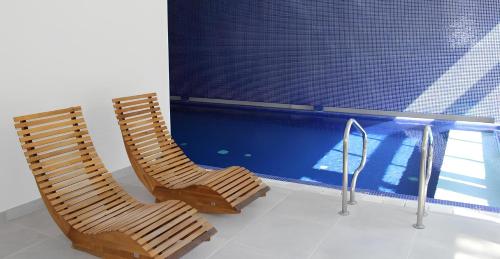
[340,136,350,216]
[413,126,433,229]
[339,119,368,216]
[348,131,368,205]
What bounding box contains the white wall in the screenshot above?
[0,0,169,213]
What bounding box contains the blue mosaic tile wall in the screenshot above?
[168,0,500,121]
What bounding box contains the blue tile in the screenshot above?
[169,0,500,121]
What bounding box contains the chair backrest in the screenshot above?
[14,107,129,234]
[112,93,195,190]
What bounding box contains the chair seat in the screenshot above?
[14,106,216,259]
[113,93,270,214]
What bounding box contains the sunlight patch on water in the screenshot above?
[313,133,384,173]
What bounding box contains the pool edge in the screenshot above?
[200,164,500,214]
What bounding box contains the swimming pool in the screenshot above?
[170,101,500,208]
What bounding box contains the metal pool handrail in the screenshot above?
[339,119,368,216]
[413,125,434,229]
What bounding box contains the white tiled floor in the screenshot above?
[2,172,500,259]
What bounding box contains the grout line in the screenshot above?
[221,241,276,258]
[204,237,232,259]
[405,229,419,259]
[228,189,291,238]
[306,215,342,259]
[2,238,47,258]
[256,173,500,214]
[207,188,292,258]
[10,220,59,238]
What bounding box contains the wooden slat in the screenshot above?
[29,144,94,164]
[59,189,123,216]
[125,121,165,137]
[230,183,267,207]
[113,96,158,109]
[13,106,81,122]
[204,167,244,187]
[37,162,102,185]
[149,159,194,178]
[17,118,85,136]
[123,127,163,143]
[21,130,88,149]
[150,217,206,257]
[67,196,129,224]
[18,124,87,143]
[115,102,159,114]
[141,148,186,170]
[163,170,202,187]
[224,179,260,201]
[130,136,170,151]
[46,173,112,199]
[87,204,147,233]
[54,183,119,211]
[14,111,83,128]
[142,212,199,251]
[25,135,92,157]
[112,92,156,103]
[51,182,118,207]
[120,201,181,233]
[74,201,134,230]
[128,202,187,237]
[78,203,138,232]
[148,157,193,175]
[138,207,197,245]
[118,113,163,126]
[125,130,168,146]
[32,152,99,176]
[116,107,160,120]
[157,224,212,258]
[119,117,163,133]
[212,172,252,193]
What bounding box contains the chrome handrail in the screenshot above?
[339,119,368,216]
[413,125,434,229]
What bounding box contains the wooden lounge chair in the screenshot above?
[14,106,216,259]
[112,93,270,214]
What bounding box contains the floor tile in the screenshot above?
[208,241,275,259]
[0,222,49,258]
[118,184,155,203]
[202,186,290,239]
[114,171,144,187]
[4,235,95,259]
[428,202,454,214]
[359,192,384,203]
[381,196,407,207]
[311,202,417,259]
[183,236,228,259]
[0,212,6,225]
[5,199,45,221]
[298,184,341,197]
[11,209,62,237]
[261,178,302,191]
[267,190,341,226]
[3,179,500,259]
[409,212,500,259]
[232,214,330,259]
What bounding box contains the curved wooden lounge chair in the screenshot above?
[112,93,270,214]
[14,106,216,259]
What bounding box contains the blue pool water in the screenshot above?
[170,102,499,199]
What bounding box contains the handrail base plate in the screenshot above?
[413,224,425,229]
